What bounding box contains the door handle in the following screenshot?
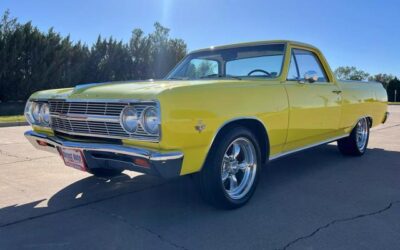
[332,90,342,94]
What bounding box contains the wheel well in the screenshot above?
[353,116,373,130]
[209,119,270,165]
[351,116,373,132]
[366,117,373,128]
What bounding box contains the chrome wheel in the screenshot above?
[221,137,257,200]
[356,118,369,151]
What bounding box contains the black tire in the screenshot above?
[87,168,123,178]
[337,117,370,156]
[195,126,262,209]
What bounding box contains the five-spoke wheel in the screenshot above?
[221,138,257,200]
[338,117,370,156]
[195,126,262,209]
[355,118,369,151]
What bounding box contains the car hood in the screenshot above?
[30,79,227,100]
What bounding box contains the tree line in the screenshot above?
[334,66,400,102]
[0,11,187,102]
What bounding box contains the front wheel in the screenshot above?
[195,127,261,209]
[337,117,370,156]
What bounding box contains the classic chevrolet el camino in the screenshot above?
[24,40,388,208]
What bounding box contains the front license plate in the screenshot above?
[59,148,86,171]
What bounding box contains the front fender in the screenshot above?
[150,80,289,175]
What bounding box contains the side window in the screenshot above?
[287,54,299,80]
[293,49,328,82]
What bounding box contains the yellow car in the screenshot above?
[24,40,388,209]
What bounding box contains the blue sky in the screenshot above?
[1,0,399,76]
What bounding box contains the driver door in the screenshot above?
[283,48,342,152]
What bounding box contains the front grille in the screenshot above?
[48,100,159,141]
[51,117,129,137]
[49,100,126,116]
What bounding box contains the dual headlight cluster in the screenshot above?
[25,100,160,137]
[120,106,160,135]
[24,101,51,127]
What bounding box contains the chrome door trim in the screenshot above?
[269,134,349,161]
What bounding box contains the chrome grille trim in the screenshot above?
[48,99,159,142]
[49,100,128,116]
[51,114,120,123]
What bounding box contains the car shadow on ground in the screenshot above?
[0,172,173,226]
[1,144,400,249]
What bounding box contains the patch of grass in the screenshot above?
[389,102,400,105]
[0,115,26,123]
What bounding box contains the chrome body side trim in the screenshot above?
[269,134,349,161]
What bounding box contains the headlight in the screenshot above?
[40,103,50,125]
[24,101,35,124]
[31,102,41,123]
[24,101,50,126]
[121,106,139,133]
[142,107,159,135]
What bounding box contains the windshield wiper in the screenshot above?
[225,75,242,80]
[200,74,242,80]
[167,77,188,80]
[200,74,220,79]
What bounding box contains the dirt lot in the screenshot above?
[0,106,399,250]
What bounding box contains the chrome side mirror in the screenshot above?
[304,70,318,83]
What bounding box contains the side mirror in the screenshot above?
[304,70,318,83]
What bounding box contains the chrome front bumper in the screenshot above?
[25,130,184,178]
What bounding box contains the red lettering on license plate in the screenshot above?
[59,148,86,171]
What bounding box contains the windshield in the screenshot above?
[166,44,285,80]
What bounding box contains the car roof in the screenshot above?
[190,40,318,53]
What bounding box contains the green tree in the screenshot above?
[334,66,370,81]
[0,10,187,102]
[86,36,133,82]
[387,77,400,102]
[148,22,186,79]
[129,29,152,79]
[127,23,186,80]
[368,73,394,89]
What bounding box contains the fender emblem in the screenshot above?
[195,120,206,133]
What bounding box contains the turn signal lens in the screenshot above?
[133,158,150,168]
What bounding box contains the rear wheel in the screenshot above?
[195,127,262,209]
[337,117,370,156]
